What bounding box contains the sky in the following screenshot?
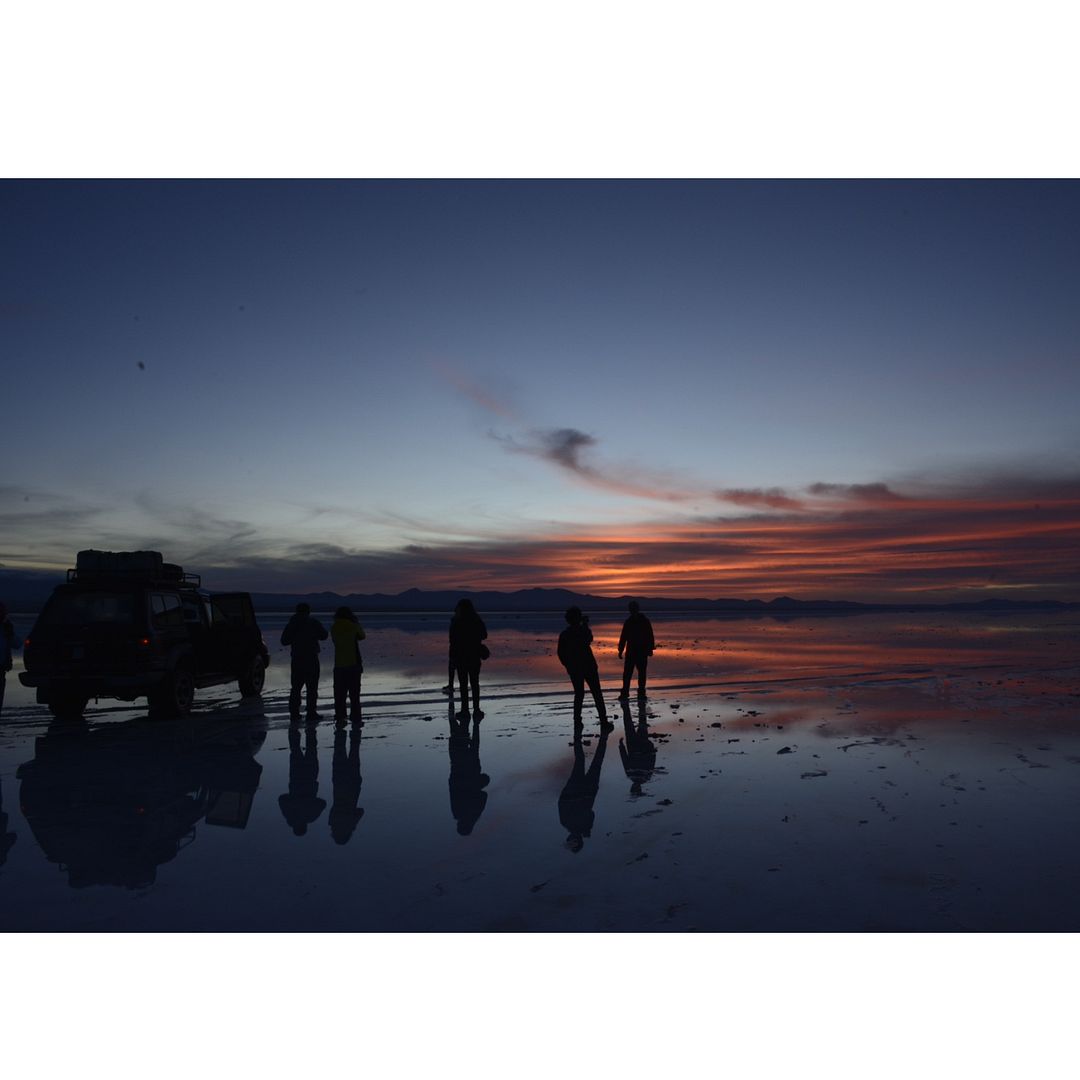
[2,179,1079,601]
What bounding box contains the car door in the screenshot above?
[208,593,258,674]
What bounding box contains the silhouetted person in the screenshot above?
[557,606,611,731]
[330,605,366,724]
[0,601,21,719]
[0,775,15,868]
[278,722,326,835]
[328,722,364,844]
[447,708,490,835]
[558,725,611,852]
[617,600,655,701]
[281,602,328,719]
[449,598,488,721]
[619,699,657,796]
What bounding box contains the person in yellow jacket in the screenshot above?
[330,606,366,724]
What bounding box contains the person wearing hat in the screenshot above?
[0,602,22,719]
[330,605,366,725]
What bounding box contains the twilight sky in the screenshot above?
[3,179,1079,600]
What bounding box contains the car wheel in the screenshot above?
[151,664,196,716]
[238,656,266,697]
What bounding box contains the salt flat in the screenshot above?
[1,612,1078,931]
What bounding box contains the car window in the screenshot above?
[152,592,185,630]
[42,591,137,626]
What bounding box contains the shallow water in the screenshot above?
[1,611,1079,931]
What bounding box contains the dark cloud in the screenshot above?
[807,482,904,502]
[495,427,692,502]
[719,487,806,511]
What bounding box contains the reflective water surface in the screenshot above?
[2,611,1079,931]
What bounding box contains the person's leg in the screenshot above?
[456,664,470,714]
[306,660,320,716]
[620,654,633,698]
[333,667,347,720]
[289,661,303,715]
[570,671,585,724]
[348,668,361,721]
[470,666,482,717]
[636,654,648,698]
[586,668,608,724]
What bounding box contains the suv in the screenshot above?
[20,550,270,717]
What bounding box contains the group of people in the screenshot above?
[280,597,656,730]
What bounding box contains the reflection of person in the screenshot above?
[278,722,327,836]
[329,723,364,844]
[281,603,328,719]
[449,598,488,721]
[557,607,612,731]
[617,600,655,701]
[447,709,490,835]
[0,775,16,868]
[330,606,366,724]
[1,601,22,718]
[557,726,611,852]
[619,700,657,796]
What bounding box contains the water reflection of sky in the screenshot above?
[1,613,1078,931]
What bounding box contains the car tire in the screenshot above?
[238,656,266,697]
[150,663,196,716]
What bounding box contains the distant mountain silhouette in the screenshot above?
[246,588,1079,617]
[3,568,1076,616]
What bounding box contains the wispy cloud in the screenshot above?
[429,360,521,421]
[495,427,695,502]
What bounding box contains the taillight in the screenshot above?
[138,637,151,648]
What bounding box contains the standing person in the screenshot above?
[281,602,328,720]
[0,602,21,719]
[557,606,612,731]
[448,598,488,721]
[330,605,365,725]
[617,600,655,701]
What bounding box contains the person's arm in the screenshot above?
[618,620,628,657]
[356,624,366,641]
[646,617,655,655]
[316,620,329,640]
[478,619,488,641]
[280,619,294,646]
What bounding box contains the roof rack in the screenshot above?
[66,567,202,587]
[67,549,202,588]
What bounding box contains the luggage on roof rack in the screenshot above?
[69,550,201,587]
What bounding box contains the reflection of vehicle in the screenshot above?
[20,550,270,716]
[16,709,266,889]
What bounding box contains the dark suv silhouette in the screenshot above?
[20,550,270,717]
